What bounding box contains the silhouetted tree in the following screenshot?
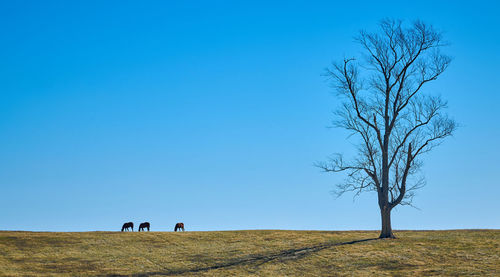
[318,19,456,238]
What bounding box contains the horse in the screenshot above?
[174,222,185,232]
[121,222,134,232]
[138,222,150,232]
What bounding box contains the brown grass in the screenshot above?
[0,230,498,276]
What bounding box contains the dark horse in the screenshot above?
[174,222,185,232]
[138,222,150,232]
[121,222,134,232]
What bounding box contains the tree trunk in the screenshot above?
[379,206,395,238]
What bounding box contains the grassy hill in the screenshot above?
[0,230,498,276]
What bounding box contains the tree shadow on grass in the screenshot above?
[104,238,378,277]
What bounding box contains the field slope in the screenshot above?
[0,230,498,276]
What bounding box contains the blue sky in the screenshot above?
[0,0,499,231]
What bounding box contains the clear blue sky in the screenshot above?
[1,0,499,231]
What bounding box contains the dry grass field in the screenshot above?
[0,230,498,276]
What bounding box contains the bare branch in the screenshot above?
[321,19,456,215]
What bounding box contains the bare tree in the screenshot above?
[317,19,456,238]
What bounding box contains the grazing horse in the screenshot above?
[138,222,150,232]
[174,223,185,232]
[121,222,134,232]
